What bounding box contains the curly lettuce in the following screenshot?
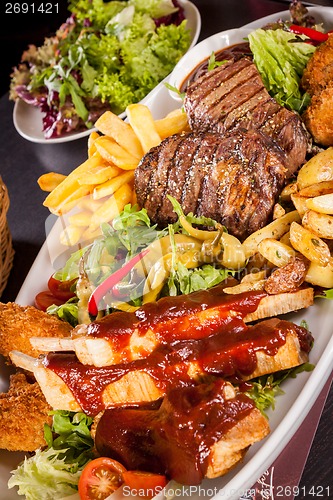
[8,411,94,499]
[248,28,316,113]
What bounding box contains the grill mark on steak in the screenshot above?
[181,133,221,216]
[144,134,185,223]
[157,133,203,225]
[185,58,253,109]
[135,129,288,239]
[184,58,308,174]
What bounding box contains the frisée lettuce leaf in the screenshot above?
[248,28,316,112]
[8,411,94,499]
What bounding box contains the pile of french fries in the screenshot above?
[38,104,189,246]
[241,147,333,289]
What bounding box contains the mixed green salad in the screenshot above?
[9,0,192,138]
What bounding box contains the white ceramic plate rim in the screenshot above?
[12,0,201,144]
[2,6,333,500]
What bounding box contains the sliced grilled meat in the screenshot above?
[135,128,288,240]
[184,58,308,174]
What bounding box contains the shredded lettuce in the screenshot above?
[8,411,94,499]
[245,362,314,416]
[248,28,316,112]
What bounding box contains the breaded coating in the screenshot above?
[0,302,72,360]
[0,372,52,451]
[301,34,333,95]
[302,85,333,147]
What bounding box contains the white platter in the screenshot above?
[12,0,201,144]
[2,6,333,500]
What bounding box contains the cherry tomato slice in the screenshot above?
[34,291,66,312]
[122,471,167,499]
[78,457,127,500]
[48,275,77,301]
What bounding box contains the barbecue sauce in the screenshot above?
[75,287,266,358]
[180,42,252,92]
[94,379,258,485]
[44,316,313,416]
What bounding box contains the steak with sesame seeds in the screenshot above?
[184,58,309,175]
[134,128,288,240]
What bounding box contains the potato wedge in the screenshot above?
[298,180,333,198]
[242,211,301,258]
[306,193,333,214]
[305,258,333,288]
[302,210,333,239]
[291,193,309,217]
[289,221,331,266]
[273,203,285,220]
[94,136,139,170]
[297,147,333,190]
[126,104,161,153]
[95,111,143,160]
[258,238,296,267]
[279,182,298,201]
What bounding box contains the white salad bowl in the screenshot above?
[12,0,201,144]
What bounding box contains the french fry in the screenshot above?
[77,165,121,186]
[305,258,333,288]
[242,210,301,258]
[95,111,144,160]
[81,225,103,243]
[92,171,135,200]
[126,104,161,153]
[296,147,333,190]
[306,193,333,214]
[89,183,132,230]
[43,154,104,215]
[37,172,67,192]
[299,180,333,198]
[154,108,190,139]
[289,221,331,266]
[258,238,296,267]
[291,193,309,217]
[77,196,105,212]
[88,131,100,157]
[94,136,139,170]
[302,210,333,239]
[48,185,92,215]
[68,211,92,227]
[60,225,85,247]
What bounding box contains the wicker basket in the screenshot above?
[0,177,14,297]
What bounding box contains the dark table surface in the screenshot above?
[0,0,332,498]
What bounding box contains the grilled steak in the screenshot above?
[184,58,308,174]
[135,128,288,239]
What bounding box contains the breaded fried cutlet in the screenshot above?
[0,302,72,360]
[0,372,52,451]
[302,85,333,146]
[301,34,333,95]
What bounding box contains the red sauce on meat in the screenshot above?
[180,41,252,92]
[94,379,256,485]
[44,313,312,416]
[78,287,266,355]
